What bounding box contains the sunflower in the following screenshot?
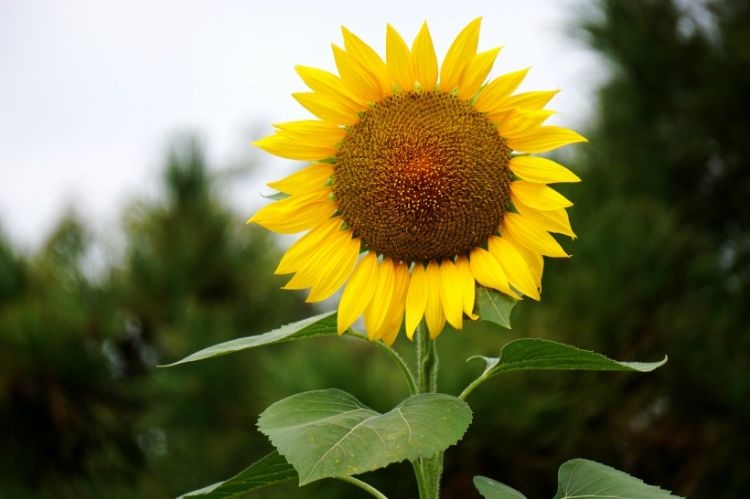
[250,18,585,344]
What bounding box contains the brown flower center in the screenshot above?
[333,91,512,263]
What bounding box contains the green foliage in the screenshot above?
[165,311,337,366]
[572,1,750,496]
[258,389,472,485]
[552,459,682,499]
[180,451,296,498]
[472,338,665,377]
[461,338,666,400]
[171,308,665,496]
[474,476,527,499]
[0,137,311,498]
[0,220,144,498]
[113,137,311,496]
[474,459,682,499]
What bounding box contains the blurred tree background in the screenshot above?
[442,0,749,497]
[0,138,314,498]
[0,0,748,497]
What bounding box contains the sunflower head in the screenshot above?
[250,18,586,344]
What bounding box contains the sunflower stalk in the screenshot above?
[350,330,418,395]
[415,322,439,393]
[413,322,443,499]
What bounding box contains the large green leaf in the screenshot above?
[179,451,296,498]
[553,458,683,498]
[471,338,667,378]
[474,475,528,499]
[258,389,472,485]
[475,286,517,329]
[163,311,337,366]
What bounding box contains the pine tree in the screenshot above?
[0,219,144,498]
[113,136,312,496]
[498,1,750,496]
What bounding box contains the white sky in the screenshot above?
[0,0,602,250]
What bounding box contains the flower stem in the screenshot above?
[337,475,389,499]
[413,322,443,499]
[415,323,439,393]
[372,337,418,396]
[458,372,489,401]
[346,330,418,395]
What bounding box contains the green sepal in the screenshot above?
[475,286,518,329]
[261,191,289,200]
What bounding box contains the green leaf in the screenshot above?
[475,286,517,329]
[258,389,472,485]
[179,450,297,498]
[474,475,528,499]
[471,338,667,379]
[163,311,337,367]
[553,458,683,499]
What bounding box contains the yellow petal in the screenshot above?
[513,196,576,238]
[254,134,336,161]
[337,252,379,333]
[511,181,573,210]
[364,258,396,339]
[440,17,482,92]
[488,235,540,300]
[267,163,334,195]
[275,218,341,275]
[503,90,560,110]
[295,65,365,109]
[469,246,516,297]
[332,44,382,103]
[497,109,556,138]
[509,155,581,183]
[474,67,530,113]
[411,22,438,91]
[248,188,335,234]
[274,119,347,143]
[439,259,464,330]
[513,240,544,289]
[455,256,477,319]
[282,227,355,292]
[378,261,410,345]
[507,126,587,153]
[486,90,560,122]
[293,92,360,125]
[424,261,446,338]
[457,47,501,101]
[386,24,415,91]
[341,27,391,96]
[502,212,568,258]
[305,230,361,302]
[405,262,428,339]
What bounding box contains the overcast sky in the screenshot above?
[0,0,602,250]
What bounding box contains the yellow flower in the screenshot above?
[250,19,585,344]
